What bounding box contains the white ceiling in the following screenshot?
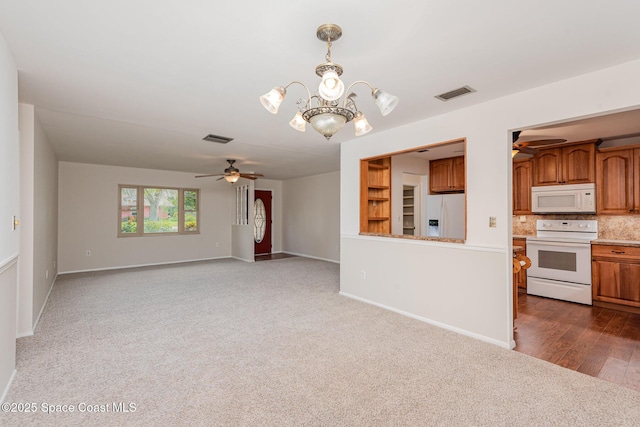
[2,1,640,180]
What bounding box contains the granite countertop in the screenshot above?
[592,239,640,248]
[359,232,464,244]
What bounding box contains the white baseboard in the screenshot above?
[58,256,232,275]
[30,273,57,335]
[231,256,254,263]
[1,369,17,404]
[339,291,511,349]
[282,251,339,264]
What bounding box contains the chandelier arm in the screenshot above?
[283,81,312,103]
[341,81,375,108]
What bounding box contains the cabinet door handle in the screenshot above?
[611,250,626,254]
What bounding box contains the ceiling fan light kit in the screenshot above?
[195,159,264,182]
[260,24,399,140]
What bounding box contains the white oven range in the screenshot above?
[526,219,598,305]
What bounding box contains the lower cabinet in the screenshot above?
[513,238,527,290]
[592,244,640,309]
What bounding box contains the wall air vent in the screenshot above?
[435,85,476,102]
[203,134,234,144]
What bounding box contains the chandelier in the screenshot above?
[260,24,399,140]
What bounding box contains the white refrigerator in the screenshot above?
[425,193,465,239]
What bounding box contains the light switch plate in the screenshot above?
[489,216,497,228]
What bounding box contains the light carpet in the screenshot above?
[2,257,639,426]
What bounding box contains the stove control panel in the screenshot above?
[536,219,598,233]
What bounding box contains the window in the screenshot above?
[235,184,249,225]
[118,185,199,237]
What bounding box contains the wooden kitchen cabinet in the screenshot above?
[592,244,640,310]
[513,238,527,290]
[513,159,533,214]
[430,156,465,193]
[596,145,640,214]
[532,140,597,186]
[360,156,391,234]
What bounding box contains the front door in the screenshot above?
[254,190,272,255]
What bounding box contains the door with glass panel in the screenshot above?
[254,190,272,255]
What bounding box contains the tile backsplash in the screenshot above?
[512,214,640,240]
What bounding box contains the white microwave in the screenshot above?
[531,183,596,214]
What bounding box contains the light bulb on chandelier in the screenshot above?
[260,24,399,140]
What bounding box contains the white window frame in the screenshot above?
[118,185,200,237]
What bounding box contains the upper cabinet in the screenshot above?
[596,145,640,214]
[430,156,465,193]
[513,159,533,214]
[532,140,597,186]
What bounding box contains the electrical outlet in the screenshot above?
[45,270,49,279]
[53,260,56,269]
[519,215,526,223]
[86,250,91,256]
[489,217,497,228]
[360,270,366,279]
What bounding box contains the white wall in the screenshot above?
[17,104,57,337]
[0,32,19,403]
[33,110,58,328]
[17,105,34,336]
[283,171,340,263]
[341,59,640,349]
[58,162,234,273]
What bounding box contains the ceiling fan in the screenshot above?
[195,159,264,183]
[512,131,567,156]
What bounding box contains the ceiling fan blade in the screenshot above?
[518,146,539,155]
[195,173,223,178]
[240,173,264,178]
[518,138,567,147]
[216,176,225,181]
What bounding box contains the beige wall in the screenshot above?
[282,171,340,262]
[0,31,18,403]
[33,110,58,327]
[58,162,234,273]
[17,105,58,337]
[340,59,640,349]
[18,104,34,336]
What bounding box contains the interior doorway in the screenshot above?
[402,173,422,236]
[254,189,272,255]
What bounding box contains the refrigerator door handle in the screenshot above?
[440,199,445,236]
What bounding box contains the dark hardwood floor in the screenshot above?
[514,292,640,393]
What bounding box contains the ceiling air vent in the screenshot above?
[203,134,234,144]
[435,85,476,102]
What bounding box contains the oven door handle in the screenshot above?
[527,241,590,250]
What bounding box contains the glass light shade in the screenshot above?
[288,111,306,132]
[224,172,240,183]
[353,111,372,136]
[309,112,347,140]
[259,87,286,114]
[372,89,399,116]
[318,70,345,101]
